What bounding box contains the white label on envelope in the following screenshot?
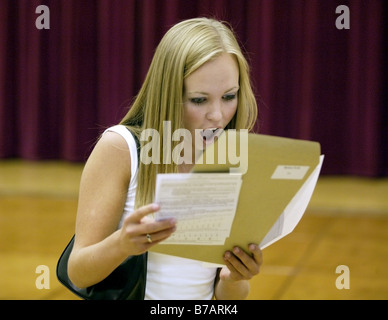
[271,165,310,180]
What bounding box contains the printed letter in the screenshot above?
[335,5,350,30]
[140,129,160,164]
[35,265,50,289]
[172,128,192,165]
[35,5,50,30]
[335,265,350,289]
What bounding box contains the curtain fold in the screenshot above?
[0,0,387,175]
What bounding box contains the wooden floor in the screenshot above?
[1,160,388,300]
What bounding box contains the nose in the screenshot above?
[206,101,223,122]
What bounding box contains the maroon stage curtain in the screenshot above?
[0,0,387,176]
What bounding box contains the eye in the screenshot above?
[222,93,237,102]
[190,97,207,105]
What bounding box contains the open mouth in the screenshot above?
[200,128,223,144]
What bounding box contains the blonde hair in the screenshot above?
[120,17,258,208]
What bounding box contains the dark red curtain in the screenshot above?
[1,0,387,176]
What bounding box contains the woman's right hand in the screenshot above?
[119,203,177,256]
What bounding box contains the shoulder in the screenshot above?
[99,129,130,151]
[94,129,131,162]
[83,129,132,187]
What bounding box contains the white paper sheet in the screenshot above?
[154,173,242,245]
[259,155,325,249]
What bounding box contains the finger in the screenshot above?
[223,250,253,280]
[232,246,261,275]
[142,225,177,245]
[140,216,155,224]
[124,203,160,224]
[248,244,263,271]
[222,258,243,281]
[123,224,176,254]
[139,216,177,235]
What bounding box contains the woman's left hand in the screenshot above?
[220,244,263,282]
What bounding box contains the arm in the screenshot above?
[67,131,176,288]
[214,244,263,300]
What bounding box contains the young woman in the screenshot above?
[68,17,262,300]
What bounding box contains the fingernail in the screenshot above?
[233,247,240,254]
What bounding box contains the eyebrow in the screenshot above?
[186,86,240,96]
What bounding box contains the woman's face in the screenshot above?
[182,53,239,153]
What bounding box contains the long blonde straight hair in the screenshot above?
[120,17,258,208]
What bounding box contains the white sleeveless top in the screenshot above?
[103,125,218,300]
